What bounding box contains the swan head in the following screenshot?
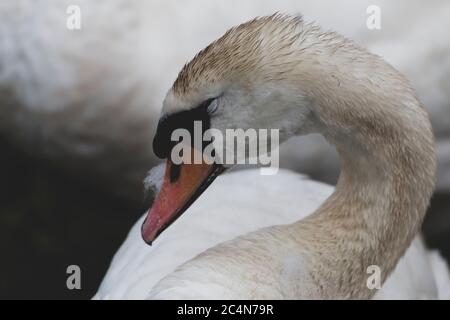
[142,14,328,244]
[160,14,317,148]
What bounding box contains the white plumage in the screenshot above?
[95,167,450,299]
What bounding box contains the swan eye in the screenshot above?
[206,99,219,114]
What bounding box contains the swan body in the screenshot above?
[96,14,450,299]
[1,0,450,201]
[95,168,450,299]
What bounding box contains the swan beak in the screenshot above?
[141,153,224,245]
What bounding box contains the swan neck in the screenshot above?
[292,65,437,299]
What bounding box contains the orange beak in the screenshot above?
[141,150,225,245]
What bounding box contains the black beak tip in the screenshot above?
[140,217,154,246]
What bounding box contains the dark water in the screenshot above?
[0,138,449,299]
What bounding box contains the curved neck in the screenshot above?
[287,52,437,298]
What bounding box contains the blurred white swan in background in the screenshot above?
[0,0,449,200]
[95,15,450,299]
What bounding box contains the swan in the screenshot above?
[95,14,450,299]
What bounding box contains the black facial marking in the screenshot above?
[169,164,182,183]
[153,98,215,159]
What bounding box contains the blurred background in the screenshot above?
[0,0,449,299]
